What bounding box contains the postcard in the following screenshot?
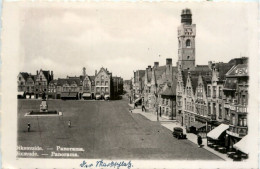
[1,1,259,168]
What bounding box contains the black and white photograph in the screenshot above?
[1,1,259,169]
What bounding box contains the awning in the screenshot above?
[61,92,78,98]
[96,95,101,99]
[207,124,229,140]
[104,95,110,98]
[189,121,206,129]
[134,98,141,103]
[82,93,91,97]
[17,91,24,95]
[26,95,30,99]
[233,135,249,154]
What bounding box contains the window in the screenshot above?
[242,95,246,105]
[219,104,222,119]
[187,56,190,59]
[243,118,247,127]
[96,81,99,86]
[166,99,168,105]
[232,115,236,125]
[105,81,108,86]
[213,103,216,114]
[97,87,100,92]
[101,75,104,80]
[219,87,222,98]
[208,103,211,115]
[166,108,168,116]
[186,39,191,47]
[19,77,21,80]
[105,87,108,92]
[178,40,181,48]
[213,86,216,98]
[208,86,211,97]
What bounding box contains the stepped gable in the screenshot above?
[202,75,212,94]
[190,76,199,94]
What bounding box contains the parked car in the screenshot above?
[172,127,186,139]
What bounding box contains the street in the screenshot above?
[17,98,222,160]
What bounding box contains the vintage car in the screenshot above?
[172,127,187,139]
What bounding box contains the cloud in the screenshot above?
[19,2,256,79]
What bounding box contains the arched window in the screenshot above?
[186,39,191,47]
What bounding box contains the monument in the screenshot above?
[26,92,61,116]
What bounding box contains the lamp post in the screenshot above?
[155,83,159,122]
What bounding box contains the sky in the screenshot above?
[18,2,257,80]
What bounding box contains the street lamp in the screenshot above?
[155,83,159,122]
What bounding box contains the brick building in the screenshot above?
[34,69,53,99]
[95,67,113,100]
[223,63,248,148]
[56,77,82,100]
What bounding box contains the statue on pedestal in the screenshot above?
[40,92,48,112]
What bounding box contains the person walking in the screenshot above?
[197,134,202,148]
[27,123,31,132]
[68,120,71,128]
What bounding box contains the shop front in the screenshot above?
[82,93,92,100]
[61,92,78,100]
[207,124,229,153]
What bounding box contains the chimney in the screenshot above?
[95,70,97,76]
[148,65,152,71]
[37,70,38,75]
[166,58,172,66]
[208,61,213,69]
[154,62,159,68]
[51,71,53,80]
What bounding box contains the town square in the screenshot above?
[15,7,251,162]
[0,1,255,168]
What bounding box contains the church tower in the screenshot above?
[177,8,196,70]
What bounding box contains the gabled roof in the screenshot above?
[49,79,57,84]
[202,76,212,93]
[88,76,95,81]
[154,66,166,80]
[20,72,30,81]
[181,65,211,87]
[161,78,177,96]
[226,64,248,77]
[190,76,199,94]
[42,70,51,80]
[57,78,81,86]
[215,63,234,80]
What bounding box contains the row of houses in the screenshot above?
[132,8,249,151]
[17,67,123,100]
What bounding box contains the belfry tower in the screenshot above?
[177,8,196,70]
